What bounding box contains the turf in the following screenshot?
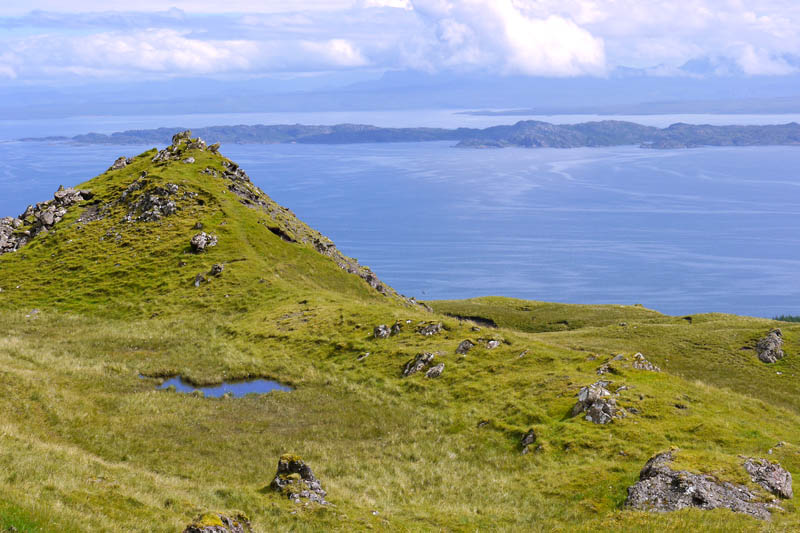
[1,136,798,532]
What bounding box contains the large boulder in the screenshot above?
[757,329,784,364]
[571,381,619,424]
[270,454,328,504]
[425,363,445,378]
[625,451,773,520]
[744,458,793,499]
[182,513,251,533]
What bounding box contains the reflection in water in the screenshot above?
[155,376,292,398]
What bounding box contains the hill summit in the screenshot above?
[0,130,413,316]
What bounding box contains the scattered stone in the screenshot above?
[194,222,204,230]
[596,363,617,376]
[183,157,196,164]
[757,329,784,364]
[402,352,435,377]
[572,381,619,424]
[456,340,474,355]
[518,349,529,358]
[25,309,39,319]
[619,322,628,327]
[373,324,391,339]
[674,403,688,410]
[612,354,625,361]
[194,274,206,287]
[425,363,445,378]
[270,454,328,504]
[182,513,252,533]
[625,451,774,520]
[390,322,403,335]
[357,352,370,361]
[744,458,793,499]
[633,352,661,372]
[418,322,443,336]
[209,264,224,276]
[190,232,218,253]
[486,340,501,350]
[477,420,489,428]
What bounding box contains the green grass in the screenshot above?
[0,137,798,531]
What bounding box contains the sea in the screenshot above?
[2,109,800,318]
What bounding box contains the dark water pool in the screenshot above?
[154,376,292,397]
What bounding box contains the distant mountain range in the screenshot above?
[23,120,800,149]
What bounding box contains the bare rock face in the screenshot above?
[626,451,774,520]
[744,458,793,499]
[190,232,218,253]
[425,363,445,378]
[182,513,251,533]
[270,454,328,504]
[632,352,661,372]
[373,324,391,339]
[402,352,436,377]
[571,381,618,424]
[757,329,784,364]
[456,340,474,355]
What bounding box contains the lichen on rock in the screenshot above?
[270,454,328,504]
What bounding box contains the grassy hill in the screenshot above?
[0,133,798,532]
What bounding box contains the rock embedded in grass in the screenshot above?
[456,340,474,354]
[744,457,793,499]
[402,352,436,377]
[626,450,775,520]
[190,232,218,253]
[373,324,391,339]
[270,454,328,505]
[520,429,537,454]
[418,322,444,336]
[757,329,784,364]
[572,381,619,424]
[210,264,224,276]
[182,512,252,533]
[425,363,445,378]
[632,352,661,372]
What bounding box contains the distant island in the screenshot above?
[22,120,800,150]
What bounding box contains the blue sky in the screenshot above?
[1,1,799,83]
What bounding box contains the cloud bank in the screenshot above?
[0,1,799,82]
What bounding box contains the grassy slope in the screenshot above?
[0,142,798,532]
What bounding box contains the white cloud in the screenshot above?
[301,39,369,67]
[410,0,606,76]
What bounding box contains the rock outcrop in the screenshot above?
[626,451,775,520]
[270,454,328,504]
[402,352,436,377]
[744,458,793,499]
[757,329,784,364]
[571,381,619,424]
[182,513,251,533]
[520,429,537,453]
[0,187,93,255]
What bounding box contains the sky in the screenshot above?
[1,0,800,84]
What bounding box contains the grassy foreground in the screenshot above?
[1,136,798,531]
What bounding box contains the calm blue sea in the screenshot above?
[2,114,800,318]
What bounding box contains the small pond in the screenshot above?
[150,376,292,398]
